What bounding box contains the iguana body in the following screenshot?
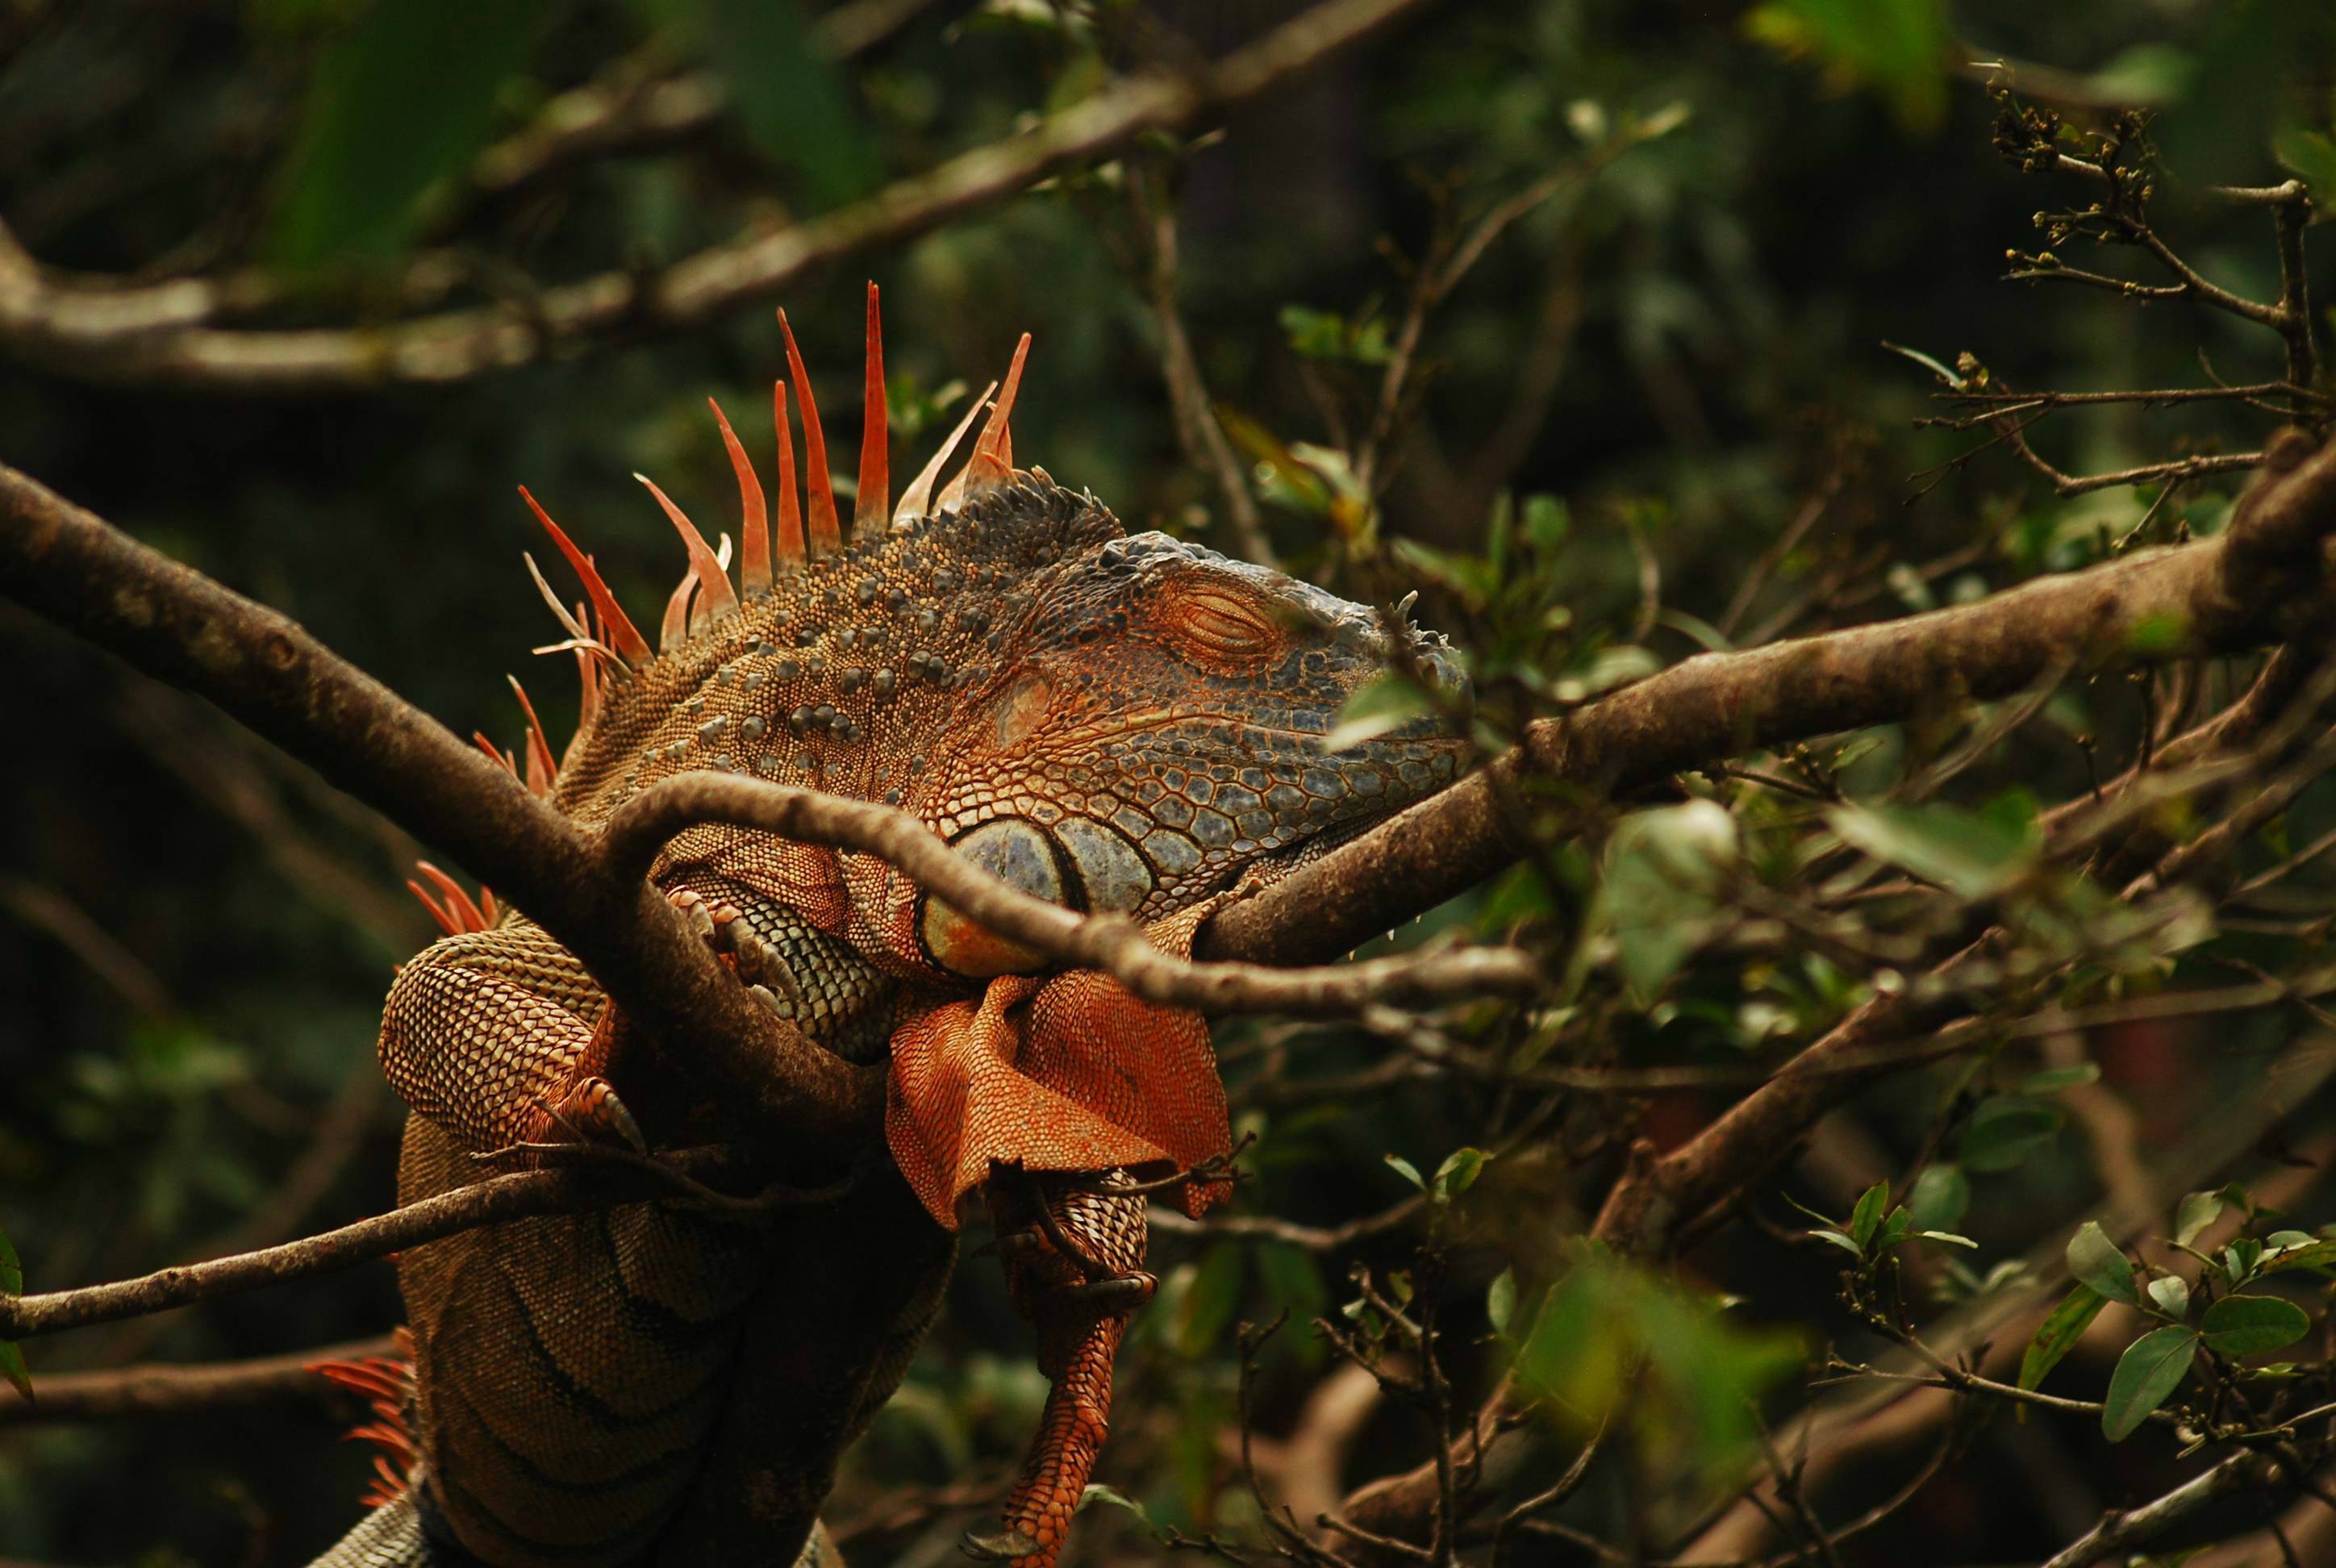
[313,288,1466,1566]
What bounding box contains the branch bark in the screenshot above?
[0,1152,778,1342]
[0,461,879,1158]
[0,0,1444,390]
[1200,427,2336,970]
[0,1335,397,1427]
[1321,428,2336,1548]
[603,774,1539,1017]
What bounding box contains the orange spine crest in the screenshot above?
[778,309,843,555]
[855,281,888,540]
[516,487,650,665]
[708,397,771,594]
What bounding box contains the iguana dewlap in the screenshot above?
[311,286,1467,1566]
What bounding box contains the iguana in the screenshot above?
[310,285,1468,1567]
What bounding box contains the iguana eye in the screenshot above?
[1167,587,1278,666]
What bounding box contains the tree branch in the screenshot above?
[1200,427,2336,969]
[2041,1451,2277,1568]
[602,774,1540,1017]
[0,0,1445,390]
[0,1335,397,1427]
[462,0,945,206]
[0,461,879,1158]
[0,1150,783,1343]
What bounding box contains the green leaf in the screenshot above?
[2066,1222,2139,1306]
[1383,1153,1427,1192]
[2020,1063,2100,1095]
[265,0,557,266]
[1279,305,1395,366]
[696,0,881,209]
[1174,1242,1245,1359]
[2147,1275,2190,1321]
[1918,1231,1978,1249]
[2274,127,2336,218]
[1828,801,2038,899]
[2101,1326,2198,1442]
[1590,801,1739,1002]
[1958,1098,2063,1174]
[1907,1165,1970,1232]
[2264,1238,2336,1275]
[1434,1147,1491,1199]
[1521,494,1570,553]
[2200,1295,2311,1357]
[1743,0,1952,131]
[1808,1228,1866,1256]
[2020,1284,2107,1393]
[2124,612,2188,656]
[1325,675,1432,755]
[1849,1182,1890,1249]
[1487,1269,1518,1335]
[1078,1483,1156,1531]
[0,1341,28,1404]
[2174,1191,2226,1248]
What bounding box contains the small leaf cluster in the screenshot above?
[2023,1191,2330,1445]
[1800,1178,1977,1267]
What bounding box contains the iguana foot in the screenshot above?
[539,1073,647,1152]
[957,1527,1041,1562]
[670,886,807,1021]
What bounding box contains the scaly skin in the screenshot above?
[317,287,1468,1566]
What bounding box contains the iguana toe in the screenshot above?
[957,1526,1041,1562]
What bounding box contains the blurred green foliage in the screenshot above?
[4,0,2336,1562]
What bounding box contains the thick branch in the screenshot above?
[2041,1452,2273,1568]
[0,462,878,1157]
[464,0,944,203]
[0,0,1442,390]
[605,775,1537,1015]
[1328,434,2336,1548]
[0,1335,397,1427]
[1202,428,2336,968]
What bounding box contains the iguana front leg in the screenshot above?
[964,1174,1153,1566]
[378,911,642,1156]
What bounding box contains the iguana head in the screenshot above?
[518,286,1468,982]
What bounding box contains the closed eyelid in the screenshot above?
[1156,581,1280,662]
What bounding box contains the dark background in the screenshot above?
[2,1,2334,1562]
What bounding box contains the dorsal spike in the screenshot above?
[772,381,806,568]
[690,534,734,639]
[778,309,843,555]
[955,333,1031,503]
[518,487,650,665]
[411,861,490,934]
[895,379,997,531]
[505,674,557,797]
[660,573,695,653]
[521,553,592,645]
[635,473,739,625]
[473,731,518,778]
[574,639,601,732]
[708,397,770,594]
[855,281,888,541]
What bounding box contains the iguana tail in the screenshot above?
[311,1493,451,1567]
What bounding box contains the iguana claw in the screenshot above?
[957,1527,1041,1561]
[1059,1272,1154,1310]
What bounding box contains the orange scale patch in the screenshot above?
[883,902,1233,1228]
